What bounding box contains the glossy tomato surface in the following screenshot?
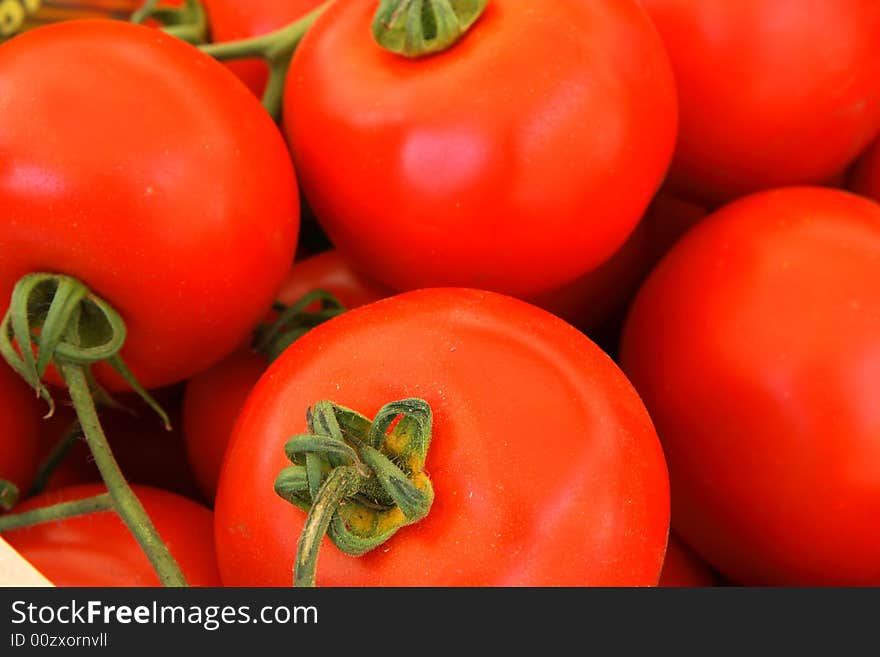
[639,0,880,203]
[0,20,299,390]
[4,483,222,586]
[284,0,677,297]
[183,250,391,502]
[620,187,880,585]
[215,288,670,586]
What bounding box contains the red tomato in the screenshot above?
[284,0,677,297]
[620,187,880,585]
[3,483,222,586]
[0,365,42,497]
[638,0,880,204]
[183,250,391,502]
[34,385,203,502]
[659,533,716,587]
[850,138,880,201]
[215,288,670,586]
[0,20,299,391]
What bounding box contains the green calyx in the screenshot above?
[252,290,347,363]
[0,272,168,428]
[373,0,489,58]
[275,398,435,587]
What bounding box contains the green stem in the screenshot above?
[252,290,347,362]
[294,466,364,587]
[59,362,187,587]
[0,479,19,511]
[198,1,330,121]
[0,493,113,532]
[28,419,82,497]
[131,0,207,45]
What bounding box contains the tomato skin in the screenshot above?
[183,250,391,502]
[659,534,716,587]
[215,288,670,586]
[0,21,299,391]
[0,366,42,495]
[4,483,222,586]
[620,187,880,585]
[639,0,880,204]
[284,0,677,297]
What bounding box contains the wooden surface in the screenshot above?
[0,536,54,587]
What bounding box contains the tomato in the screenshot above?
[620,187,880,585]
[638,0,880,204]
[0,20,299,391]
[3,483,221,586]
[215,288,669,586]
[284,0,677,298]
[850,138,880,201]
[659,533,716,587]
[183,250,391,502]
[0,365,42,497]
[34,384,203,502]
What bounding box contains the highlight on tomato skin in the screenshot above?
[620,186,880,586]
[214,288,671,587]
[3,484,222,587]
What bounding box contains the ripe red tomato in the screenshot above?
[850,139,880,201]
[620,187,880,585]
[0,365,42,497]
[183,250,391,502]
[284,0,677,297]
[638,0,880,203]
[215,288,670,586]
[0,20,299,391]
[659,533,716,587]
[3,483,222,586]
[34,385,203,502]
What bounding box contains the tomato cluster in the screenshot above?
[2,0,880,588]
